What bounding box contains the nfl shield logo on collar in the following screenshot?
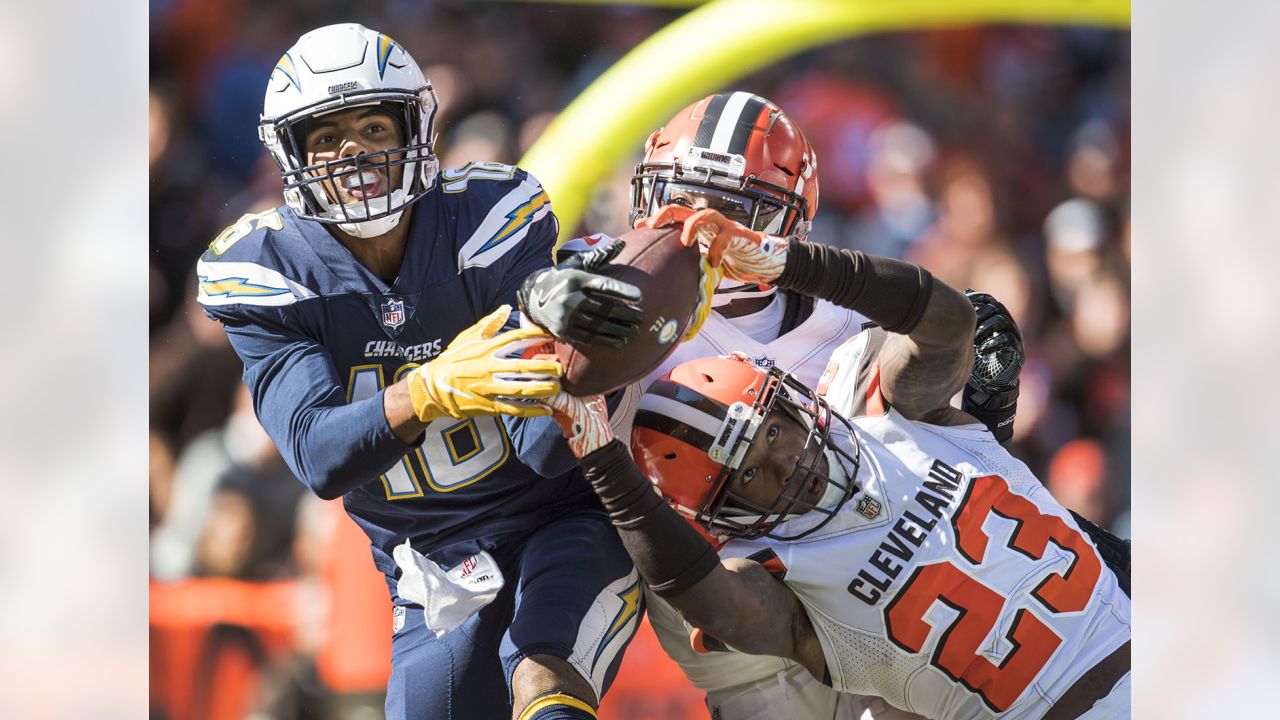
[856,496,882,520]
[381,297,406,330]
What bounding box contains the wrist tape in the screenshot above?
[962,380,1019,444]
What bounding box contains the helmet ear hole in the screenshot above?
[664,452,678,460]
[701,373,715,383]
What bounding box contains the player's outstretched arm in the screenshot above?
[384,305,563,444]
[868,266,975,423]
[541,391,824,676]
[670,556,827,679]
[581,440,821,675]
[215,303,559,501]
[643,206,975,422]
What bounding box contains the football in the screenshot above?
[557,226,702,396]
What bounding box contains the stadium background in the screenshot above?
[148,2,1130,718]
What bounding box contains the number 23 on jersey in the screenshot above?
[885,474,1104,712]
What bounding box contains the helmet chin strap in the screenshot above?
[301,146,438,239]
[335,153,436,238]
[715,505,786,530]
[338,208,404,238]
[328,185,412,238]
[813,446,850,512]
[711,278,777,308]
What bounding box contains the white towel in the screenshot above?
[393,540,505,638]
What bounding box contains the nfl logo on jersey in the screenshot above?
[856,496,882,520]
[382,297,406,330]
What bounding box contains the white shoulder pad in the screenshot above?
[456,175,552,271]
[196,259,318,308]
[818,332,872,416]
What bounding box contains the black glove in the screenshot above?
[517,239,644,348]
[962,290,1023,444]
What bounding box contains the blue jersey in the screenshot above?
[197,164,593,588]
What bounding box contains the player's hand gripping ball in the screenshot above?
[536,227,706,396]
[542,390,614,459]
[638,204,789,286]
[407,305,561,422]
[518,239,646,349]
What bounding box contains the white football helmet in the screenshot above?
[258,23,440,238]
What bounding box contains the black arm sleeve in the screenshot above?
[775,241,934,334]
[579,439,722,597]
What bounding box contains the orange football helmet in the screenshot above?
[631,92,819,241]
[630,355,859,540]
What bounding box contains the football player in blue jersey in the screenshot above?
[197,23,648,720]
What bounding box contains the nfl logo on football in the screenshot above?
[382,297,406,330]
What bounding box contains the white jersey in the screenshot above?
[614,294,867,437]
[615,294,870,699]
[716,405,1131,719]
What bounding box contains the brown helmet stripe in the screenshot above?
[633,409,717,452]
[725,94,768,156]
[637,381,729,454]
[646,379,732,418]
[693,93,732,149]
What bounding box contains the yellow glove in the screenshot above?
[407,305,562,422]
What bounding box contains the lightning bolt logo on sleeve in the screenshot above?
[480,190,549,255]
[195,260,317,307]
[199,276,290,298]
[457,178,554,270]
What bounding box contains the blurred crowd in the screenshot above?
[149,2,1129,718]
